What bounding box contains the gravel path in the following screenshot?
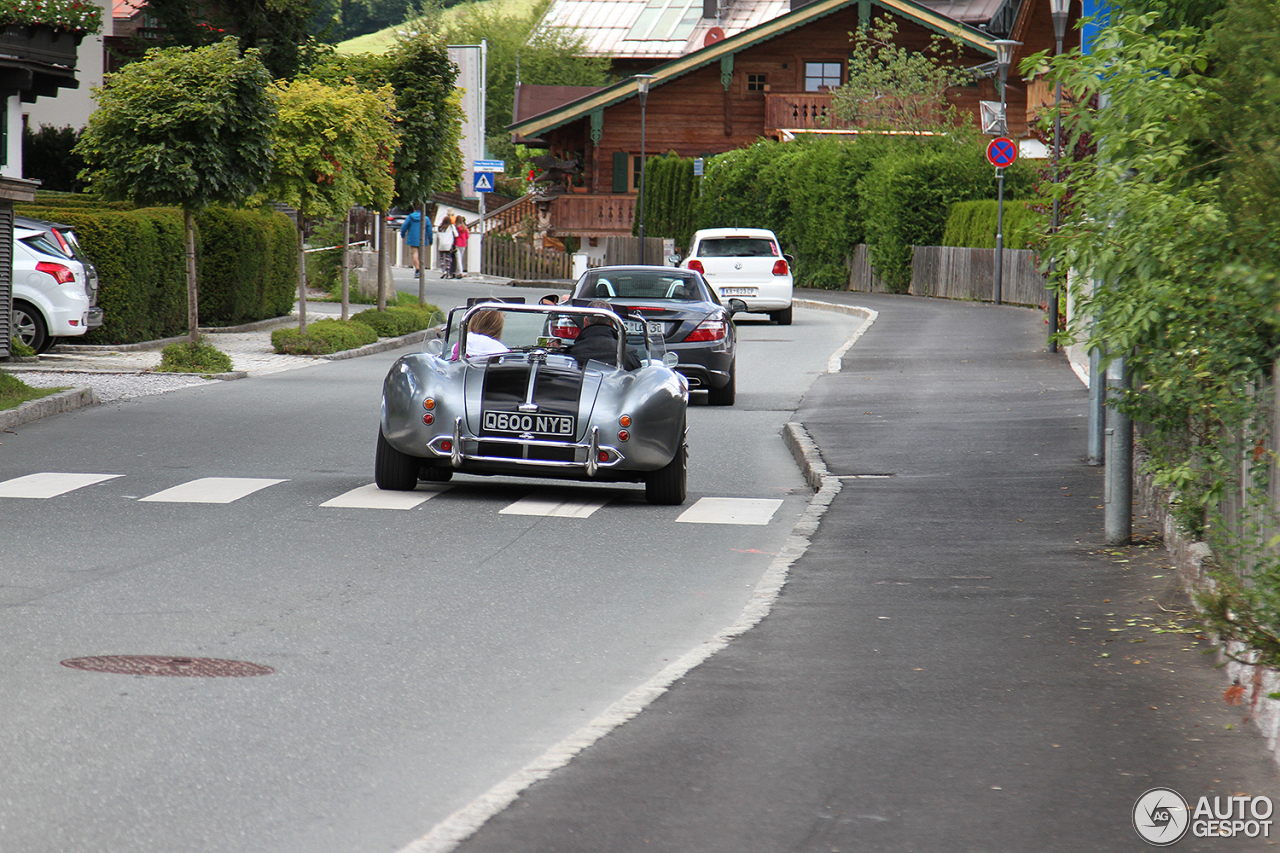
[17,371,217,403]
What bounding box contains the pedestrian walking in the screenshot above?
[437,213,458,279]
[399,210,430,277]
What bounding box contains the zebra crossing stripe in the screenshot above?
[676,497,784,525]
[321,483,450,509]
[0,472,124,499]
[499,491,611,518]
[137,477,287,504]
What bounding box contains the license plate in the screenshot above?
[721,287,756,296]
[625,320,666,336]
[482,410,576,438]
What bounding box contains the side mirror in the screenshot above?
[667,253,682,267]
[663,352,679,369]
[424,338,445,357]
[727,298,748,316]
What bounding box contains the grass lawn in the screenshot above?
[0,371,66,412]
[336,0,538,54]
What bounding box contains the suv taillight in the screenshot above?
[688,259,704,274]
[51,228,73,257]
[36,261,75,284]
[684,319,726,342]
[772,258,789,276]
[552,316,580,339]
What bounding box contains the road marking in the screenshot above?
[321,483,450,509]
[677,497,784,525]
[138,477,287,504]
[0,472,124,499]
[499,491,611,518]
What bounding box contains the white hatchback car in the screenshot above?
[682,227,794,325]
[11,217,102,353]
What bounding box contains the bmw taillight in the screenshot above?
[684,319,727,342]
[688,259,704,274]
[36,261,75,284]
[772,258,789,276]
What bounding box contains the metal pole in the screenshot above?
[1048,30,1064,352]
[1104,354,1132,544]
[994,167,1005,305]
[1087,334,1105,465]
[638,94,647,266]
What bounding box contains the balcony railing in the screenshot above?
[765,93,852,133]
[545,193,637,237]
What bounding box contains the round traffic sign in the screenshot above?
[987,137,1018,168]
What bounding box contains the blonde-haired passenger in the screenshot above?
[464,309,507,357]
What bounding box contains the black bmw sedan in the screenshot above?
[568,265,740,406]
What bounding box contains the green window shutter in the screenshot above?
[612,151,629,193]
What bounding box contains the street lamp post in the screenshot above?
[635,74,654,266]
[1048,0,1069,352]
[992,39,1021,306]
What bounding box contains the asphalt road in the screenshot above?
[0,279,861,853]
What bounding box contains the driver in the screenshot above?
[571,301,641,370]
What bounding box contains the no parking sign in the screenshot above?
[986,137,1018,168]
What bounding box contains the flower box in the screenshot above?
[0,23,81,68]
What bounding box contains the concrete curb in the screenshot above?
[0,387,98,431]
[322,330,428,361]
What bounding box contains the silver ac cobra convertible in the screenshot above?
[376,300,691,504]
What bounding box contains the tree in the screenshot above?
[75,37,277,342]
[385,30,465,207]
[258,77,399,330]
[831,17,971,134]
[142,0,320,78]
[437,0,609,171]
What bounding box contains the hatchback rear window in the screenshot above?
[696,238,778,258]
[20,233,72,260]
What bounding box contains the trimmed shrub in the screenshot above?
[157,340,233,373]
[271,318,377,355]
[941,199,1046,250]
[350,303,440,336]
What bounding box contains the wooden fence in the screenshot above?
[483,236,572,281]
[847,244,1049,308]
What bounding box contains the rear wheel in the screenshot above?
[375,428,419,491]
[645,433,688,506]
[706,363,736,407]
[770,305,793,326]
[13,302,49,353]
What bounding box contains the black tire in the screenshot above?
[420,465,454,482]
[706,363,736,407]
[645,435,688,505]
[13,301,49,353]
[771,305,793,326]
[375,428,419,491]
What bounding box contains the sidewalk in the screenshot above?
[442,290,1280,853]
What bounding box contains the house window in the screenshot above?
[747,74,767,93]
[612,152,645,193]
[804,62,842,92]
[626,0,701,42]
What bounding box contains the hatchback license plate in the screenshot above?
[721,287,756,296]
[483,411,576,438]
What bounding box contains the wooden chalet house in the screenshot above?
[507,0,1079,248]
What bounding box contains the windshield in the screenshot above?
[695,238,779,258]
[575,270,703,301]
[18,231,73,260]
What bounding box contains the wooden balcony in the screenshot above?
[545,192,637,238]
[765,93,854,135]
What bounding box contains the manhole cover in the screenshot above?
[60,656,274,677]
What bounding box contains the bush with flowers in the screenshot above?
[0,0,103,35]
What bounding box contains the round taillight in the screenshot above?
[772,259,789,276]
[423,398,435,410]
[688,259,704,274]
[440,440,452,452]
[423,413,434,425]
[619,415,631,427]
[598,451,610,463]
[618,430,630,442]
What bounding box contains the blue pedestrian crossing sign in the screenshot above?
[473,171,495,193]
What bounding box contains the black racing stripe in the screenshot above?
[531,364,584,418]
[481,362,529,409]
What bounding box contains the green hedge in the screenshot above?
[16,199,297,343]
[941,199,1046,251]
[271,318,378,355]
[350,304,441,336]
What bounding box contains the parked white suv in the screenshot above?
[682,227,794,325]
[11,216,102,353]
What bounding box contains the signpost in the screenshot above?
[987,137,1018,304]
[986,137,1018,168]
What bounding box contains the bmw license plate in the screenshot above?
[721,287,756,296]
[625,320,666,336]
[482,411,576,438]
